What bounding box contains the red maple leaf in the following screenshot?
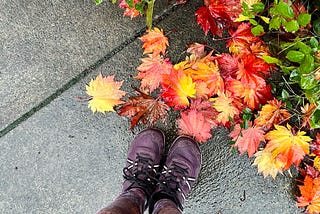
[226,23,260,55]
[229,123,265,157]
[311,133,320,156]
[189,98,219,129]
[237,54,272,81]
[177,109,212,143]
[195,6,220,36]
[215,53,238,79]
[195,0,242,37]
[118,90,169,129]
[135,54,173,93]
[119,0,141,18]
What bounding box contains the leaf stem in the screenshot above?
[146,0,156,29]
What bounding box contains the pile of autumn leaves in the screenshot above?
[85,1,320,213]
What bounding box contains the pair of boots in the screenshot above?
[97,128,202,214]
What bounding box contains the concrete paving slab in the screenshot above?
[0,0,303,213]
[0,0,169,131]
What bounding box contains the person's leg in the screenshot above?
[97,188,145,214]
[97,128,165,214]
[149,136,202,214]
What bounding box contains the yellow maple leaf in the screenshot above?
[161,69,196,109]
[210,92,239,125]
[265,124,312,169]
[253,149,285,179]
[86,73,126,113]
[314,156,320,172]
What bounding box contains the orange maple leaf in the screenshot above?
[264,124,312,169]
[297,175,320,214]
[178,109,212,143]
[227,23,260,55]
[229,123,265,157]
[226,76,273,110]
[118,90,169,129]
[161,69,196,110]
[86,73,126,113]
[254,99,291,131]
[175,56,224,98]
[211,92,240,125]
[135,54,173,93]
[140,27,169,56]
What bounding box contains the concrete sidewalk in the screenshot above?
[0,0,302,213]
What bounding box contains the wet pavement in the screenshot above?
[0,0,302,213]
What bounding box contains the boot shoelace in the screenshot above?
[123,155,159,197]
[157,162,196,210]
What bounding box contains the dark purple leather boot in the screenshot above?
[149,136,202,213]
[121,128,165,210]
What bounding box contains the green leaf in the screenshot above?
[281,89,290,100]
[242,2,250,12]
[305,85,320,103]
[286,50,305,62]
[289,68,300,82]
[269,16,281,30]
[297,13,311,27]
[310,37,319,49]
[300,75,317,90]
[250,19,258,25]
[95,0,103,4]
[285,100,293,109]
[310,107,320,129]
[262,55,279,64]
[275,2,294,19]
[300,55,314,74]
[283,20,299,32]
[126,0,134,8]
[314,18,320,36]
[251,25,264,36]
[135,2,145,14]
[251,2,265,13]
[297,41,312,54]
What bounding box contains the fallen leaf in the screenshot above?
[211,92,240,125]
[254,99,291,131]
[253,149,285,178]
[119,0,141,18]
[86,73,126,113]
[118,90,169,129]
[297,175,320,214]
[301,103,317,129]
[161,69,196,110]
[227,23,260,55]
[178,109,212,143]
[140,27,169,56]
[264,124,312,169]
[135,54,173,93]
[229,123,265,157]
[189,98,219,128]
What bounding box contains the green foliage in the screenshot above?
[95,0,104,4]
